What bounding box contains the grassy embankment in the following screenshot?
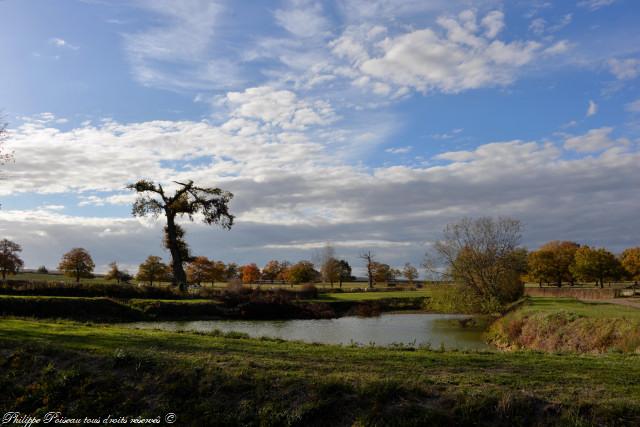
[0,287,433,322]
[487,297,640,353]
[1,317,640,426]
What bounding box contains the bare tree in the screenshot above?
[425,217,525,303]
[127,179,234,290]
[359,250,376,289]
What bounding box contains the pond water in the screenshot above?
[124,313,491,350]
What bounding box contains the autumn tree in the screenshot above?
[287,261,318,285]
[402,262,418,285]
[127,179,233,291]
[186,256,216,285]
[425,217,526,306]
[262,260,282,284]
[359,251,376,289]
[570,246,624,288]
[225,262,239,281]
[278,261,292,286]
[621,247,640,285]
[105,261,127,284]
[58,248,95,283]
[527,241,579,287]
[137,255,169,286]
[241,263,261,284]
[0,239,23,280]
[337,260,352,288]
[372,262,394,285]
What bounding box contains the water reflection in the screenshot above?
[124,313,490,350]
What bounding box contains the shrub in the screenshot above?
[424,285,480,314]
[298,284,318,299]
[0,280,185,299]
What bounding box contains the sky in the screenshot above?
[0,0,639,275]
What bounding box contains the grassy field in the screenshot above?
[14,271,118,284]
[316,289,434,301]
[488,297,640,353]
[1,317,639,426]
[516,297,640,320]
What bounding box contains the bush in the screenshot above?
[424,285,481,314]
[298,284,318,299]
[0,280,185,299]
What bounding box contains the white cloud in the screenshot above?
[626,99,640,113]
[333,10,551,95]
[49,38,79,50]
[543,40,572,56]
[586,100,598,117]
[385,146,412,154]
[2,119,639,273]
[608,58,640,80]
[529,18,546,35]
[122,0,243,90]
[223,86,337,131]
[481,10,505,39]
[274,0,330,38]
[530,14,572,36]
[578,0,617,11]
[564,127,629,152]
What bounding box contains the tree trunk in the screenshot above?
[165,212,187,291]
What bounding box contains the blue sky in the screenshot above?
[1,0,639,274]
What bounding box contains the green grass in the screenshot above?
[1,317,639,425]
[14,272,119,284]
[316,289,434,301]
[520,297,640,320]
[488,297,640,353]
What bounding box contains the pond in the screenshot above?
[124,313,491,350]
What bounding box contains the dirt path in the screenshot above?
[604,298,640,309]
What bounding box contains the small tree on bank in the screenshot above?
[58,248,95,283]
[425,217,526,310]
[0,239,24,280]
[127,179,234,291]
[137,256,169,286]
